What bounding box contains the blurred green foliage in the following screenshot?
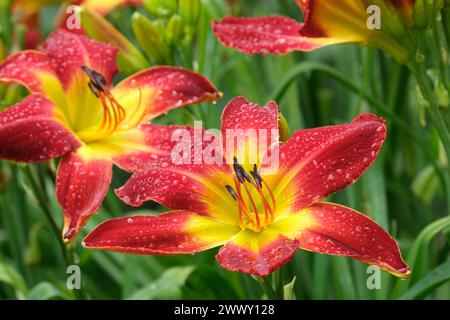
[0,0,450,300]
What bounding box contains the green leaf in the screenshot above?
[283,277,297,300]
[127,266,195,300]
[400,260,450,300]
[412,164,440,205]
[26,282,64,300]
[392,216,450,298]
[0,258,28,299]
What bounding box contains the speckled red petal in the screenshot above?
[274,114,386,212]
[114,66,221,121]
[0,51,60,93]
[212,16,321,55]
[83,211,235,254]
[0,94,80,162]
[115,160,230,214]
[221,97,279,164]
[216,234,299,277]
[295,203,411,278]
[221,97,279,138]
[41,30,118,89]
[113,124,201,172]
[56,151,113,242]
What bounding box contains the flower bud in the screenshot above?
[131,12,172,64]
[143,0,177,18]
[179,0,202,26]
[278,112,292,142]
[414,0,445,28]
[435,81,449,109]
[167,14,184,45]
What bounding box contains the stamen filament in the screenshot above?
[243,182,260,229]
[249,178,273,224]
[262,180,277,213]
[234,178,257,226]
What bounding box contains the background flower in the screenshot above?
[0,30,220,242]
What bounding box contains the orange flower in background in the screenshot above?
[12,0,142,17]
[212,0,433,62]
[0,30,220,242]
[12,0,143,48]
[84,97,410,278]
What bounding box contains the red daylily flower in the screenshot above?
[84,97,410,278]
[0,30,220,242]
[212,0,416,62]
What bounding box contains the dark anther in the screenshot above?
[250,165,263,189]
[232,156,252,184]
[225,185,238,201]
[241,167,252,183]
[88,82,99,98]
[232,157,244,183]
[250,171,263,189]
[82,65,107,94]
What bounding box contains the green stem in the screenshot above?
[22,165,69,265]
[23,165,88,300]
[253,276,278,300]
[413,60,450,214]
[66,244,88,300]
[432,16,449,92]
[272,268,284,299]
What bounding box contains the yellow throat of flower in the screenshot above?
[79,65,127,141]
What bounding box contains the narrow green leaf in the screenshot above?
[128,266,195,300]
[26,282,64,300]
[400,260,450,300]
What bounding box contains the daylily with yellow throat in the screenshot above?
[84,97,410,278]
[212,0,441,63]
[0,30,221,242]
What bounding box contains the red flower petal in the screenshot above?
[272,114,386,212]
[212,16,322,55]
[113,124,201,172]
[41,30,118,89]
[221,97,279,166]
[216,230,299,276]
[0,51,60,93]
[112,66,221,124]
[0,94,80,162]
[83,211,238,254]
[56,149,113,242]
[272,203,410,278]
[115,161,232,219]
